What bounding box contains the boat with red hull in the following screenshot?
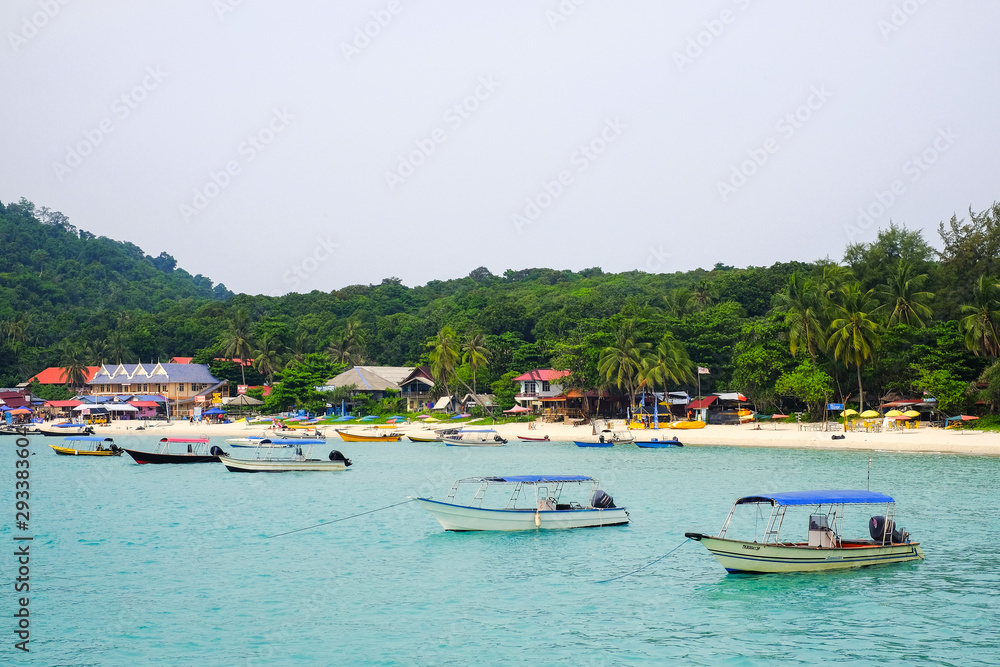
[517,435,550,441]
[123,437,226,464]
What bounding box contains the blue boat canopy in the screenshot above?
[64,436,113,442]
[465,475,595,483]
[735,490,895,506]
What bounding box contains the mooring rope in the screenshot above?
[596,538,692,583]
[265,498,417,538]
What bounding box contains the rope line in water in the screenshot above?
[265,498,417,538]
[596,538,692,583]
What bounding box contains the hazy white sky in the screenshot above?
[3,1,998,296]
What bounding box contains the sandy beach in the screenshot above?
[92,418,1000,457]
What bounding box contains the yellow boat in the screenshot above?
[669,420,706,429]
[50,436,122,456]
[336,429,404,442]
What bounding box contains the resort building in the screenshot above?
[321,366,416,410]
[27,366,101,386]
[399,366,435,412]
[86,362,225,417]
[512,369,571,413]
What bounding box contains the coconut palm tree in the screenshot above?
[597,319,651,412]
[326,325,364,366]
[960,275,1000,358]
[106,331,133,364]
[253,333,284,383]
[771,273,826,367]
[462,333,489,394]
[290,330,312,364]
[85,340,109,367]
[640,334,695,392]
[692,280,715,311]
[663,287,696,319]
[428,325,461,404]
[827,283,882,413]
[57,340,88,390]
[221,309,253,385]
[875,260,934,328]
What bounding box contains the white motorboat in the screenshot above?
[414,475,629,531]
[685,490,925,573]
[219,444,352,472]
[441,428,507,446]
[225,434,291,448]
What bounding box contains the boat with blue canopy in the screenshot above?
[441,428,506,446]
[413,475,629,531]
[50,436,121,456]
[685,490,924,573]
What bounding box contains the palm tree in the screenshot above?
[290,330,312,364]
[106,331,133,364]
[57,340,88,390]
[692,280,715,311]
[827,283,882,413]
[462,333,489,394]
[221,309,253,385]
[85,340,109,367]
[663,288,696,319]
[771,273,826,367]
[875,260,934,328]
[326,324,364,366]
[428,326,461,404]
[960,275,1000,358]
[597,319,651,412]
[640,334,695,404]
[253,333,283,383]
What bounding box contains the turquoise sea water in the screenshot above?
[3,435,999,665]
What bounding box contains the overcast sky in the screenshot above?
[2,1,998,296]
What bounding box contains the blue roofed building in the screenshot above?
[86,362,226,417]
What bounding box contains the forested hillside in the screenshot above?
[3,196,1000,419]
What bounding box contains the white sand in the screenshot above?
[94,418,1000,456]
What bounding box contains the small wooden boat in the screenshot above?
[414,475,629,531]
[518,435,550,441]
[634,437,683,448]
[686,490,924,573]
[574,440,613,448]
[575,429,633,447]
[442,429,506,446]
[37,423,95,437]
[50,436,122,456]
[122,438,226,464]
[219,446,351,472]
[407,435,442,442]
[336,429,404,442]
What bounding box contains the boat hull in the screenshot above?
[37,426,94,437]
[670,421,706,430]
[685,534,924,573]
[414,498,629,531]
[407,436,442,442]
[123,448,220,464]
[574,441,613,447]
[336,431,403,442]
[518,435,550,441]
[218,455,347,472]
[442,438,505,446]
[50,445,121,456]
[635,440,683,448]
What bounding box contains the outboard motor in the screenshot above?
[869,516,906,544]
[591,489,615,509]
[598,435,606,444]
[329,450,353,467]
[209,445,226,457]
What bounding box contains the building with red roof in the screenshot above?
[29,366,101,385]
[513,369,571,411]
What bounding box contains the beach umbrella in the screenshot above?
[903,410,920,418]
[423,418,440,423]
[839,409,858,417]
[360,415,377,421]
[772,414,789,419]
[752,413,772,421]
[860,410,879,418]
[416,414,430,418]
[503,405,529,413]
[885,410,903,417]
[387,416,406,420]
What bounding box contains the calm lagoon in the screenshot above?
[4,436,999,665]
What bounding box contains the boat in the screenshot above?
[50,436,122,456]
[407,435,442,442]
[518,435,550,441]
[669,420,706,430]
[122,438,227,464]
[225,435,289,448]
[37,423,95,437]
[685,490,925,574]
[414,475,629,531]
[336,429,404,442]
[574,429,633,447]
[218,445,352,472]
[441,428,507,446]
[634,436,683,448]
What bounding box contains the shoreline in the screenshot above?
[90,419,1000,457]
